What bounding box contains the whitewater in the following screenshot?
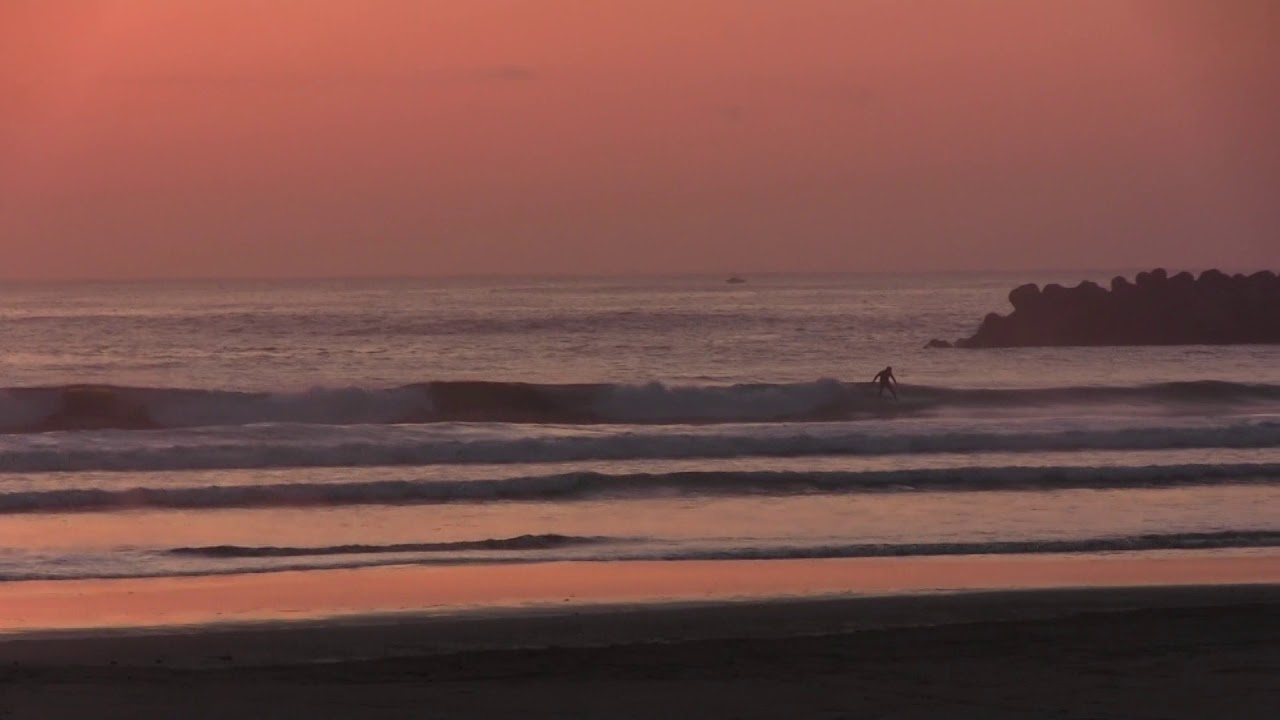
[1,273,1277,583]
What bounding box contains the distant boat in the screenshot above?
[726,276,746,284]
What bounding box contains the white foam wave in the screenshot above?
[2,463,1276,513]
[0,418,1276,473]
[3,530,1277,582]
[593,379,850,422]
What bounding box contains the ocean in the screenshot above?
[1,272,1278,585]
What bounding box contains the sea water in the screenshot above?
[0,272,1277,582]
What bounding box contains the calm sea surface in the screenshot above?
[1,273,1277,583]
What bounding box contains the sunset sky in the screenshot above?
[2,0,1276,280]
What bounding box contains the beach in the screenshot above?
[7,0,1280,712]
[2,274,1278,717]
[2,555,1279,718]
[1,585,1276,719]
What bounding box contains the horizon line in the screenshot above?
[0,266,1258,286]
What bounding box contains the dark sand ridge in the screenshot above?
[1,585,1277,719]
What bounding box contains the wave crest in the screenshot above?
[169,533,609,558]
[3,379,1279,432]
[3,463,1277,513]
[4,530,1278,582]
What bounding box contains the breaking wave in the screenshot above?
[167,530,1280,561]
[3,530,1278,582]
[169,533,609,558]
[659,530,1280,560]
[2,379,1279,432]
[3,463,1277,513]
[0,419,1277,473]
[167,531,1280,564]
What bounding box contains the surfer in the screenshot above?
[872,366,898,399]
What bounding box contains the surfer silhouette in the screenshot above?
[872,366,898,400]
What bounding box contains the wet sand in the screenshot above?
[3,551,1276,632]
[0,584,1277,718]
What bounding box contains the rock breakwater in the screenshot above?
[933,269,1280,348]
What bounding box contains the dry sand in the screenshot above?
[1,584,1277,719]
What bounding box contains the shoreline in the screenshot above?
[0,582,1274,668]
[3,549,1278,718]
[2,550,1278,637]
[2,583,1277,719]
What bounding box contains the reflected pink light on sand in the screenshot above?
[1,553,1276,632]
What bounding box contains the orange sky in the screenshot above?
[1,0,1276,280]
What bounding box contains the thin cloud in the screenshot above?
[107,65,538,89]
[712,104,747,123]
[479,65,537,82]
